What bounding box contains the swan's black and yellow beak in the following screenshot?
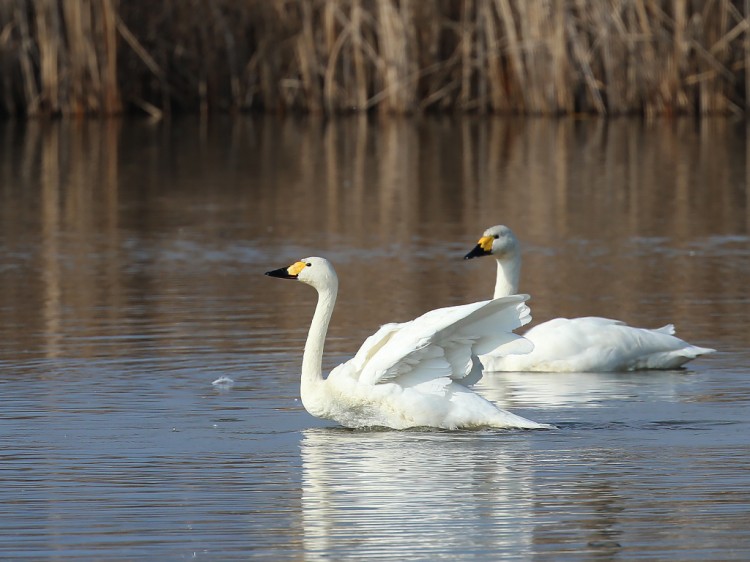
[265,261,307,280]
[464,236,494,260]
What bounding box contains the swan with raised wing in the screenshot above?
[464,225,715,372]
[266,257,549,429]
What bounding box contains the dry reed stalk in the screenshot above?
[62,0,97,114]
[15,1,40,115]
[323,0,336,54]
[34,0,60,114]
[99,0,120,113]
[552,0,573,113]
[412,7,459,112]
[706,0,747,115]
[480,0,505,111]
[320,2,338,113]
[0,9,16,114]
[458,0,472,110]
[299,0,322,113]
[663,4,690,115]
[595,1,623,114]
[524,0,551,114]
[0,2,15,114]
[323,6,351,112]
[635,0,670,118]
[495,0,528,111]
[473,0,494,113]
[401,0,418,108]
[697,0,729,114]
[569,0,607,114]
[350,0,368,110]
[207,0,241,110]
[375,0,414,113]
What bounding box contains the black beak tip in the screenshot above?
[464,244,488,260]
[265,267,297,279]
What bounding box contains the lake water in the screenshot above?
[0,116,748,560]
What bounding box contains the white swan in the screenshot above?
[265,257,549,429]
[464,225,716,372]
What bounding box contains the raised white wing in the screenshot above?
[344,295,533,387]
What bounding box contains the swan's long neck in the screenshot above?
[493,252,521,298]
[301,281,338,396]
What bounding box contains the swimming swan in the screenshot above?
[464,225,715,372]
[265,257,549,429]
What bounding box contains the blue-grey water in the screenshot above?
[0,116,748,560]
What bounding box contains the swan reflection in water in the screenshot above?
[474,370,683,410]
[300,428,535,559]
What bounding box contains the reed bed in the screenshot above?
[0,0,749,117]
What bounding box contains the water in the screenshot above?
[0,116,748,560]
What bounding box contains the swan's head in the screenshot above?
[464,225,519,260]
[265,256,338,291]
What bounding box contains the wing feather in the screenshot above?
[351,295,532,386]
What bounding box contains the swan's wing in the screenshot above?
[352,295,533,386]
[349,322,404,369]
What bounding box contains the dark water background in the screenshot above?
[0,116,748,560]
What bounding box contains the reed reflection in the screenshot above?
[260,116,746,340]
[0,116,746,368]
[1,120,123,363]
[40,123,62,359]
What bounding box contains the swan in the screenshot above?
[265,257,549,429]
[464,225,716,372]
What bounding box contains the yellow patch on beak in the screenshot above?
[287,261,307,277]
[478,236,494,252]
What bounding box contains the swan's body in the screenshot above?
[266,257,548,429]
[465,226,715,372]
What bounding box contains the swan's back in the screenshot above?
[484,317,716,372]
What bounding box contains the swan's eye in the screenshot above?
[306,262,312,267]
[493,235,499,239]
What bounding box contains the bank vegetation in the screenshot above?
[1,0,749,117]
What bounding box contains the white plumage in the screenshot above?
[266,257,548,429]
[464,225,715,372]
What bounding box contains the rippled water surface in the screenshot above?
[1,117,749,560]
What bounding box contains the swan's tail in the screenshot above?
[679,345,716,360]
[655,323,716,368]
[641,344,716,370]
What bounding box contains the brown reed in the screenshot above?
[1,0,749,117]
